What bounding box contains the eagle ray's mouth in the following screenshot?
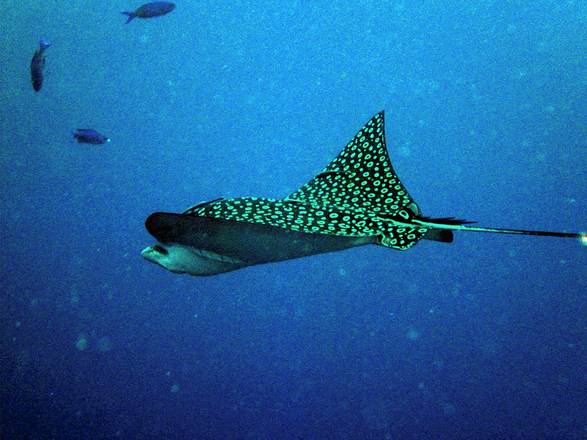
[152,244,168,255]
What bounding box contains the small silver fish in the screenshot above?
[30,39,51,92]
[73,129,110,145]
[122,2,175,24]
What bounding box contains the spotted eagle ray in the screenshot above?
[142,112,584,276]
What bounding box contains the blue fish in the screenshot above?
[73,129,110,145]
[122,2,175,24]
[142,112,585,276]
[30,39,51,92]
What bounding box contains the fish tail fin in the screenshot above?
[122,12,135,23]
[39,38,51,50]
[414,217,586,242]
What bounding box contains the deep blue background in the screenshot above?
[1,1,586,439]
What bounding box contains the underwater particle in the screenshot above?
[451,284,462,297]
[516,68,527,78]
[96,337,113,352]
[338,267,347,276]
[398,143,411,158]
[15,321,21,328]
[441,402,456,416]
[394,2,406,13]
[71,290,80,304]
[433,359,444,370]
[406,327,419,340]
[170,384,180,393]
[360,398,391,430]
[75,334,89,351]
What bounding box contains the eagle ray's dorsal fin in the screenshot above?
[286,112,420,216]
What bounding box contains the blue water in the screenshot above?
[2,1,586,439]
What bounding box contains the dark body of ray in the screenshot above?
[142,112,584,276]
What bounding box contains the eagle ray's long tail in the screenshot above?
[414,218,585,240]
